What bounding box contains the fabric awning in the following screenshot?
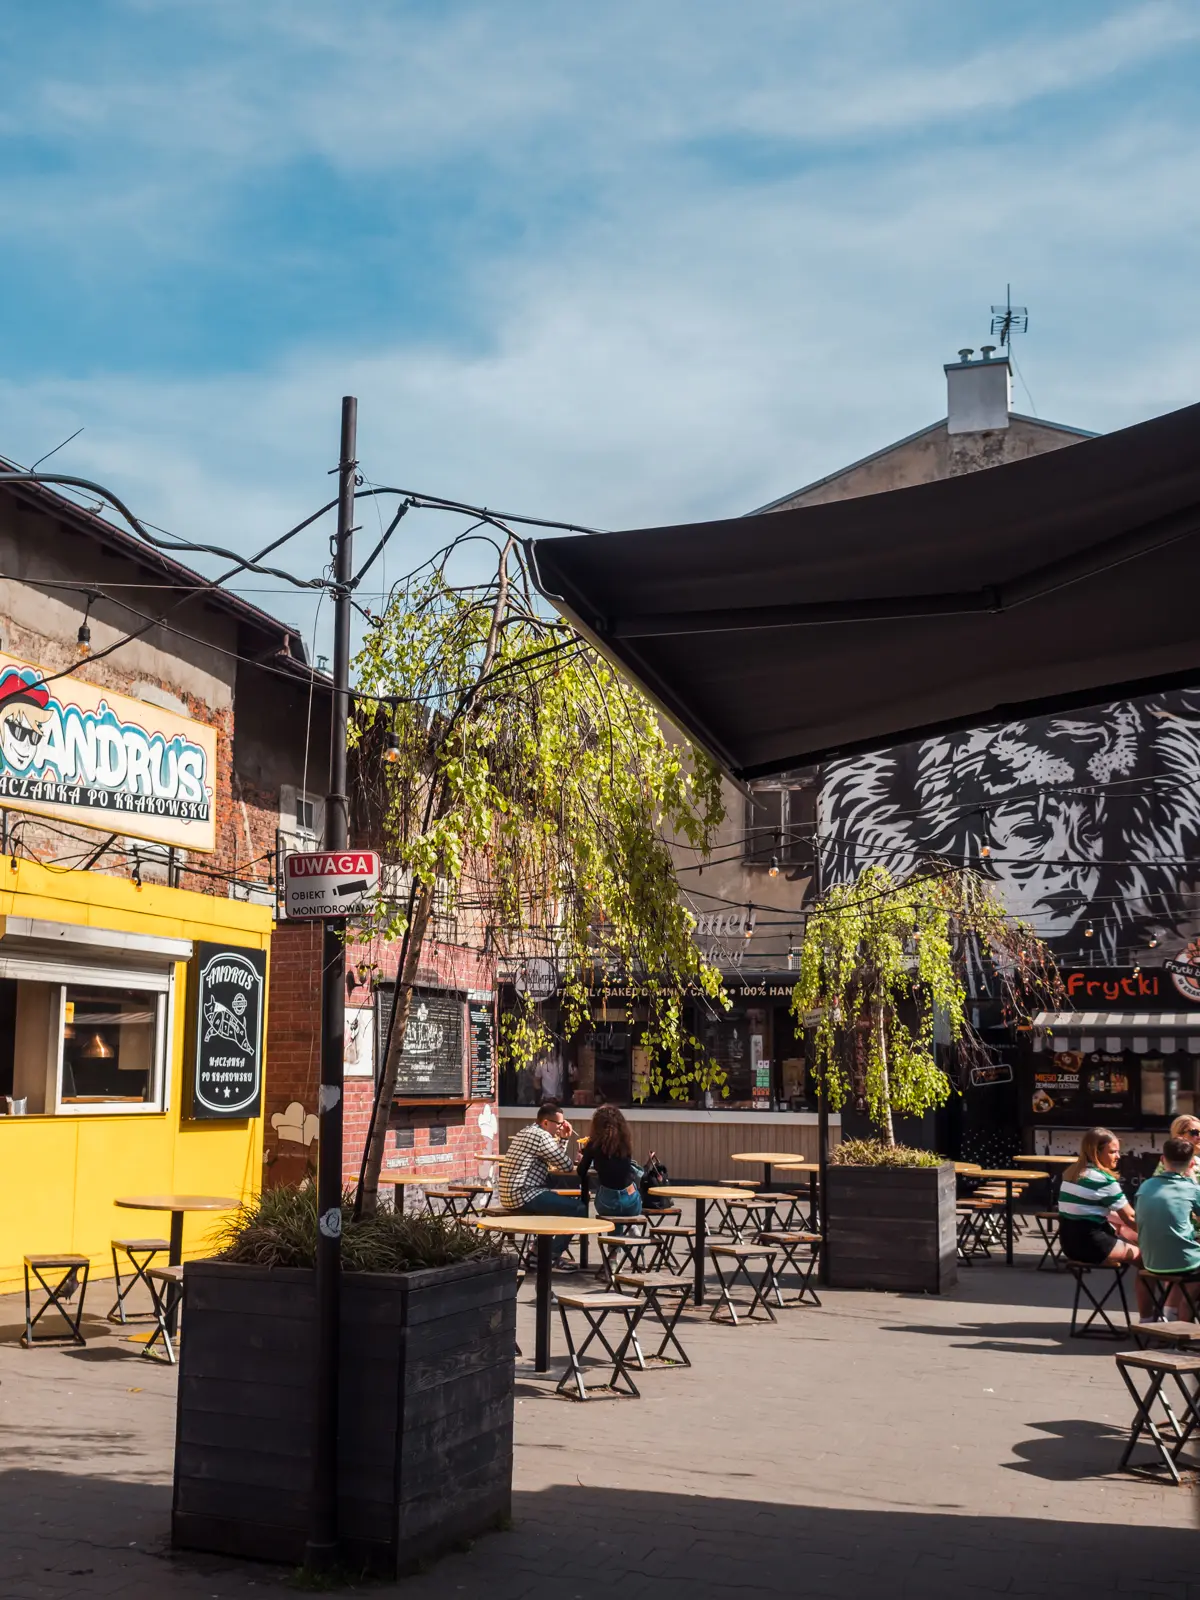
[1030,1011,1200,1054]
[1032,1012,1200,1030]
[528,400,1200,779]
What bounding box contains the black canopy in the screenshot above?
[528,400,1200,779]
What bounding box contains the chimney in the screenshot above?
[944,344,1012,435]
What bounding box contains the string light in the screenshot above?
[768,854,779,878]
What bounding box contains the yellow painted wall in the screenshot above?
[0,859,273,1293]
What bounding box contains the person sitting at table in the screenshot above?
[1135,1136,1200,1320]
[498,1100,584,1270]
[1152,1115,1200,1174]
[1058,1126,1152,1320]
[577,1104,644,1228]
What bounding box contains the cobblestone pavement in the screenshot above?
[1,1241,1197,1599]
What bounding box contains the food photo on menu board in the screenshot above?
[1031,1051,1133,1120]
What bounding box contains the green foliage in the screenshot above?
[829,1139,943,1169]
[792,865,1056,1144]
[214,1184,501,1272]
[352,540,728,1100]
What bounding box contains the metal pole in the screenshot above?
[814,776,830,1286]
[305,395,356,1569]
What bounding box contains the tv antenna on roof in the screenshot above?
[990,284,1028,348]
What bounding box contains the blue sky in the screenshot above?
[2,1,1199,658]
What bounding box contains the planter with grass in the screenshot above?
[171,1190,517,1577]
[825,1141,957,1294]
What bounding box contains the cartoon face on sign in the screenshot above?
[0,671,52,773]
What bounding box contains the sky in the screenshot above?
[1,0,1199,661]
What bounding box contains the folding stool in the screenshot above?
[707,1243,779,1326]
[143,1266,185,1364]
[1065,1259,1132,1339]
[756,1231,822,1307]
[614,1269,693,1366]
[22,1254,90,1348]
[555,1291,647,1400]
[1115,1348,1200,1483]
[108,1237,170,1323]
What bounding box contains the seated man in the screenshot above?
[1134,1135,1200,1319]
[499,1100,584,1270]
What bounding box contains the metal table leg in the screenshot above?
[1005,1181,1015,1267]
[693,1199,707,1306]
[534,1234,554,1372]
[167,1210,185,1335]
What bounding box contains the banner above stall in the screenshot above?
[0,655,217,852]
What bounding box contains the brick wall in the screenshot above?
[263,923,500,1193]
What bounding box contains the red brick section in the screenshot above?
[262,924,500,1192]
[262,919,323,1189]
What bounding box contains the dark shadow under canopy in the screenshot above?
[527,400,1200,780]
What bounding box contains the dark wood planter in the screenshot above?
[171,1254,517,1576]
[826,1162,957,1293]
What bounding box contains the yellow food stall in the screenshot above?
[0,857,271,1294]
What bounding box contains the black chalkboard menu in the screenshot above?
[188,942,265,1119]
[469,1001,495,1099]
[375,985,465,1096]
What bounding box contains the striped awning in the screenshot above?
[1030,1012,1200,1053]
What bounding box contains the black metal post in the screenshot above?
[693,1199,707,1306]
[305,395,356,1570]
[534,1235,554,1371]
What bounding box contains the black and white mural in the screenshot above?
[820,688,1200,962]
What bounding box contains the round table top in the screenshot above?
[1013,1153,1076,1165]
[972,1168,1048,1181]
[475,1215,614,1238]
[953,1162,983,1173]
[115,1195,238,1212]
[649,1185,749,1201]
[729,1151,805,1164]
[377,1174,433,1186]
[774,1162,820,1174]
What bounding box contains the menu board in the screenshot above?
[468,1000,495,1099]
[375,986,465,1097]
[188,943,266,1119]
[1031,1051,1133,1123]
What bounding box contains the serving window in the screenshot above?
[0,967,173,1116]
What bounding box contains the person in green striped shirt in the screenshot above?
[1058,1126,1152,1319]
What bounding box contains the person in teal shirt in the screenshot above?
[1135,1136,1200,1319]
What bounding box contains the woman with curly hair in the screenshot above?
[577,1103,644,1224]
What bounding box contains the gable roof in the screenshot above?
[750,412,1097,516]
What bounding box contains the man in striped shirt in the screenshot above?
[499,1101,585,1266]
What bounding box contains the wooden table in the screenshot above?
[773,1162,822,1232]
[1013,1151,1074,1204]
[730,1151,804,1187]
[970,1169,1048,1265]
[648,1186,748,1306]
[476,1214,613,1371]
[377,1173,435,1213]
[114,1194,238,1334]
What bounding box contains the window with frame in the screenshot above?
[0,968,172,1116]
[744,774,818,868]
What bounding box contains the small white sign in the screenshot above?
[283,850,381,920]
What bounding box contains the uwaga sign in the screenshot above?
[0,658,217,851]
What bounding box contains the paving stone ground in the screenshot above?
[1,1238,1197,1599]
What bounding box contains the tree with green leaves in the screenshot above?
[350,533,727,1215]
[790,864,1057,1146]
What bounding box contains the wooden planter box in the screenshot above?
[172,1254,517,1576]
[826,1162,957,1294]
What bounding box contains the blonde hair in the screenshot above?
[1064,1127,1117,1184]
[1170,1114,1200,1139]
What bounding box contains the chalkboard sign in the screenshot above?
[189,942,265,1119]
[469,1001,495,1099]
[374,985,465,1097]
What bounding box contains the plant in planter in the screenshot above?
[792,866,1057,1291]
[171,1188,517,1577]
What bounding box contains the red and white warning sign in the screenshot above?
[282,851,381,920]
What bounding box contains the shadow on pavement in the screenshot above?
[1,1469,1198,1599]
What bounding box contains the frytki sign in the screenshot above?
[0,656,218,851]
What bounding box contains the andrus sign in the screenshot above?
[189,943,266,1118]
[0,656,217,851]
